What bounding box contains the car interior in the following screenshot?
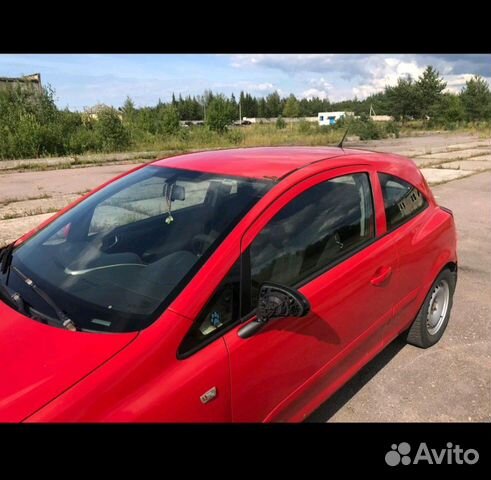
[12,170,269,331]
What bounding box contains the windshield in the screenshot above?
[1,166,272,332]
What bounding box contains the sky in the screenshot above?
[0,54,490,111]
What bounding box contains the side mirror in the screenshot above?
[238,282,310,339]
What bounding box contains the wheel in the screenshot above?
[406,268,456,348]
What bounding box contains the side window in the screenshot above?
[378,173,428,231]
[249,173,374,307]
[178,260,241,356]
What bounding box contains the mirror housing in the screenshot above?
[163,183,186,201]
[238,282,310,339]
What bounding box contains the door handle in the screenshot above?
[370,266,392,286]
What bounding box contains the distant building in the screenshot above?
[370,115,394,122]
[242,117,318,124]
[317,111,354,126]
[83,104,122,121]
[0,73,42,92]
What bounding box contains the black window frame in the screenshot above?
[178,171,377,359]
[378,172,429,232]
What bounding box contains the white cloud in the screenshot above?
[211,80,276,93]
[444,74,476,93]
[301,88,329,100]
[247,82,275,91]
[351,58,426,99]
[228,54,491,102]
[230,54,339,72]
[300,77,333,100]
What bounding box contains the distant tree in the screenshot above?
[241,91,257,118]
[430,93,465,123]
[415,66,447,119]
[121,96,137,125]
[203,89,214,107]
[385,75,419,121]
[161,105,180,134]
[205,95,235,132]
[364,92,391,116]
[257,98,267,118]
[283,94,300,118]
[265,91,282,117]
[460,75,491,121]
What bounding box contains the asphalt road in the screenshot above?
[308,171,491,422]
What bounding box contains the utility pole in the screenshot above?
[239,102,242,124]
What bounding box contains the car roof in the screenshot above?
[151,146,412,181]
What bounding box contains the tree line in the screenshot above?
[0,66,490,159]
[153,67,491,124]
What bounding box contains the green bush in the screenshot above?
[385,121,400,138]
[351,118,383,140]
[67,127,101,154]
[93,108,130,152]
[226,128,244,145]
[0,85,67,159]
[275,115,286,129]
[205,95,235,133]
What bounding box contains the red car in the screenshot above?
[0,147,457,422]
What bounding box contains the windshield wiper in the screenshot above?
[11,265,78,331]
[0,242,15,274]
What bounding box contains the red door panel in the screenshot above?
[224,233,399,422]
[224,166,401,422]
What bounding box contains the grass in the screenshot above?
[1,206,59,220]
[0,122,488,171]
[0,193,52,206]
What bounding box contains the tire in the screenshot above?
[406,268,456,348]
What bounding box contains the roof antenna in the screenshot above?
[337,119,352,149]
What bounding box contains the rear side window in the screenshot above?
[378,173,427,230]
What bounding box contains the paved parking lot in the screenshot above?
[308,171,491,422]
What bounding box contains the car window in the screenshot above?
[179,260,241,356]
[378,173,427,230]
[10,166,271,333]
[249,173,374,307]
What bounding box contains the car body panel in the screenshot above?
[154,147,350,180]
[0,302,137,422]
[386,205,457,335]
[26,310,231,422]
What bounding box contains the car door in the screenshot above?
[223,166,401,422]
